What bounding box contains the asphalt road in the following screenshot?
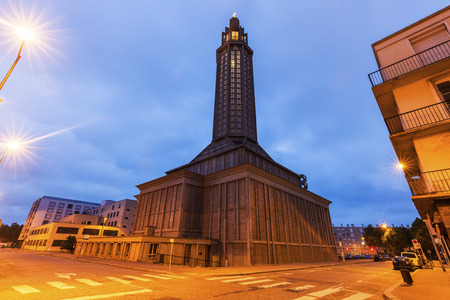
[0,249,403,299]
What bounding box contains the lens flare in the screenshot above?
[16,27,34,41]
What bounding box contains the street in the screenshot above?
[0,249,422,299]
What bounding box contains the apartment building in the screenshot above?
[369,6,450,239]
[87,199,137,235]
[18,196,101,245]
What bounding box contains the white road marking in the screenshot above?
[294,296,316,300]
[239,279,273,285]
[143,274,172,280]
[206,276,242,280]
[156,274,187,279]
[258,281,291,288]
[342,292,373,300]
[289,285,315,291]
[75,278,103,286]
[106,276,132,285]
[123,275,153,282]
[307,287,342,297]
[47,281,76,289]
[221,276,257,282]
[55,273,77,279]
[12,285,40,294]
[62,289,152,300]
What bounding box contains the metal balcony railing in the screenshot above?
[406,169,450,196]
[369,40,450,87]
[385,101,450,134]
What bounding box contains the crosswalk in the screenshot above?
[11,273,184,295]
[206,275,374,299]
[10,272,375,299]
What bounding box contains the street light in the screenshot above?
[0,140,21,164]
[0,26,34,103]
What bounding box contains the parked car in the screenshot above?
[374,254,385,262]
[392,256,414,271]
[401,252,423,269]
[363,254,372,259]
[353,254,362,259]
[382,254,392,261]
[344,254,352,260]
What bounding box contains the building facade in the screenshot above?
[333,224,366,256]
[18,195,101,245]
[87,199,137,235]
[130,16,337,267]
[23,221,125,252]
[369,6,450,240]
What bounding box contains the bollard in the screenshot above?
[400,268,413,285]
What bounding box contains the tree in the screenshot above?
[363,225,384,249]
[60,235,77,253]
[382,227,412,255]
[411,218,435,259]
[0,222,23,244]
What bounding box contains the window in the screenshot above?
[75,211,80,214]
[125,217,128,220]
[49,202,56,207]
[126,209,130,211]
[232,31,239,40]
[52,240,65,247]
[56,227,79,234]
[112,205,115,210]
[66,210,72,215]
[82,228,100,235]
[116,212,119,217]
[114,221,117,226]
[103,230,118,236]
[47,208,53,213]
[42,220,49,225]
[87,221,92,225]
[58,203,65,208]
[76,205,81,210]
[118,203,121,208]
[67,204,73,209]
[45,214,52,219]
[148,244,158,259]
[54,215,61,220]
[57,209,63,214]
[123,225,127,228]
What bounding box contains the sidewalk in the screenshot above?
[36,251,450,299]
[385,264,450,300]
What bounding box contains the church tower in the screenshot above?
[132,15,336,267]
[213,14,257,143]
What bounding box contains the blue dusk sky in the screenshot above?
[0,1,448,227]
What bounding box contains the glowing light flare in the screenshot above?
[0,2,64,76]
[381,223,388,229]
[16,27,34,41]
[7,140,21,150]
[0,123,85,172]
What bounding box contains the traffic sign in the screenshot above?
[412,239,421,249]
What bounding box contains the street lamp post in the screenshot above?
[100,217,107,236]
[0,27,33,103]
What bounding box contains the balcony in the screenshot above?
[385,101,450,134]
[369,40,450,87]
[406,169,450,196]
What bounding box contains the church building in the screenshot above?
[132,15,337,266]
[76,16,337,267]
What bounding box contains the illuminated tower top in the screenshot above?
[213,14,257,143]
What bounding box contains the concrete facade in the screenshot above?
[369,7,450,238]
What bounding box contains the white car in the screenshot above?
[401,252,422,269]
